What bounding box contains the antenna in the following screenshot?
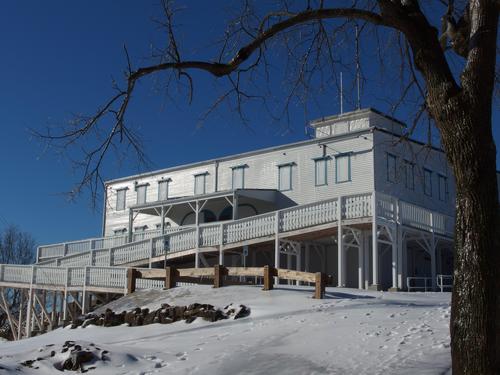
[340,72,344,114]
[355,24,361,110]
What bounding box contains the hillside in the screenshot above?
[0,286,451,374]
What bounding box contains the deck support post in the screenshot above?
[304,243,310,272]
[295,244,302,286]
[358,231,364,289]
[390,226,398,291]
[274,211,280,284]
[337,196,345,287]
[370,192,380,290]
[195,200,200,268]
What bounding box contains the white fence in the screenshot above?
[0,264,128,292]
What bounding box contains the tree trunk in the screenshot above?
[437,104,499,374]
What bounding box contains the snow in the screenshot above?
[0,286,452,374]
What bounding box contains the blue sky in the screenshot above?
[0,1,498,247]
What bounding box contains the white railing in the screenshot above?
[136,278,165,290]
[0,265,33,284]
[34,191,454,270]
[37,227,184,261]
[436,274,453,292]
[224,212,275,244]
[406,276,433,292]
[87,267,127,289]
[281,198,339,232]
[376,192,454,237]
[0,264,128,292]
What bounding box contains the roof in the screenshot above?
[310,107,406,127]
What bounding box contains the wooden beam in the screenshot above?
[213,265,227,288]
[262,266,276,291]
[127,268,137,294]
[34,292,53,330]
[165,267,178,289]
[0,288,18,340]
[314,272,327,299]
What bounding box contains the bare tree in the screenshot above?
[36,1,499,373]
[0,225,36,340]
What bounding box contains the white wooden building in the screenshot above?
[87,108,454,291]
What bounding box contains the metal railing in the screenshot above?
[406,276,433,292]
[436,274,453,292]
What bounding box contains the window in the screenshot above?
[438,174,448,201]
[136,184,148,204]
[116,188,127,211]
[424,168,433,196]
[404,160,415,190]
[134,225,148,232]
[158,179,170,201]
[231,165,246,189]
[194,173,207,195]
[113,228,127,235]
[156,222,171,230]
[336,154,351,183]
[387,153,397,183]
[278,164,293,191]
[314,158,328,186]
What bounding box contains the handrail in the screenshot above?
[436,274,453,292]
[37,226,187,261]
[35,191,454,270]
[406,276,433,292]
[0,264,128,294]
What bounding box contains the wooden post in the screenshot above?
[314,272,326,299]
[262,265,275,291]
[127,268,137,294]
[213,265,226,288]
[165,267,177,289]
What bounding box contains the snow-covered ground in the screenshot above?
[0,286,451,374]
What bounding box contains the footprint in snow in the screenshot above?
[175,352,188,361]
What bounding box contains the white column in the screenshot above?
[219,247,224,265]
[296,244,302,286]
[195,200,200,268]
[274,211,280,268]
[363,232,370,289]
[397,226,404,289]
[391,226,398,290]
[430,237,437,291]
[337,196,344,287]
[371,192,379,288]
[358,232,364,289]
[305,243,310,272]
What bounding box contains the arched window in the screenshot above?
[218,204,258,221]
[180,210,217,225]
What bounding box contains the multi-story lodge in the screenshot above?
[4,107,500,340]
[45,108,461,291]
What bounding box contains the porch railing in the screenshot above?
[36,191,454,270]
[0,264,127,293]
[37,226,185,262]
